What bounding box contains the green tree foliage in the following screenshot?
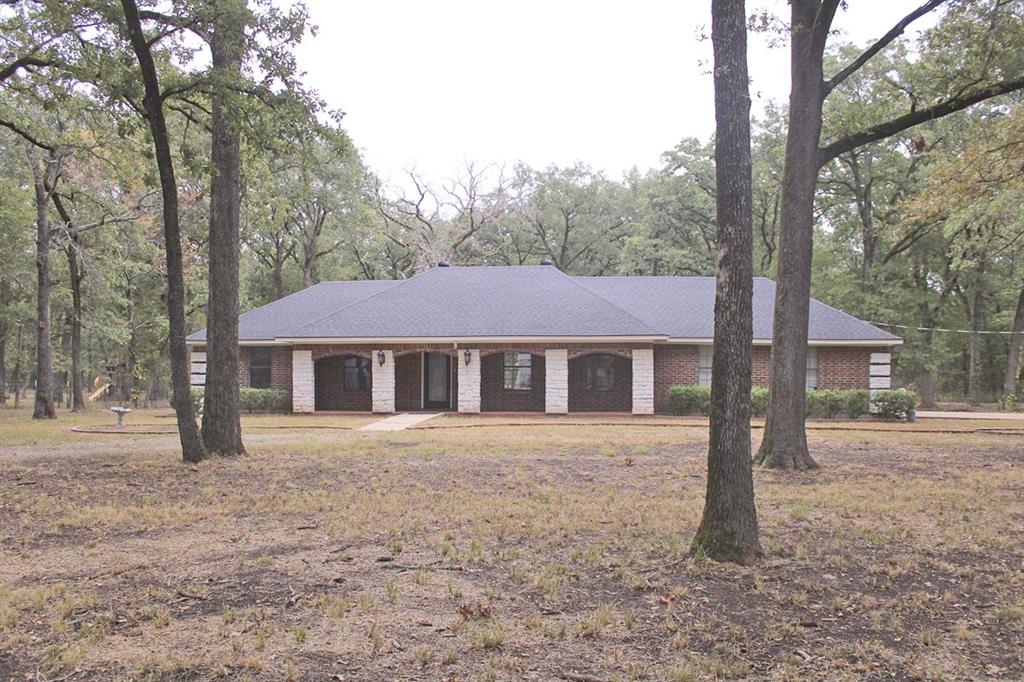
[0,0,1021,422]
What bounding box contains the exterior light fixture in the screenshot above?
[377,350,386,367]
[463,349,472,366]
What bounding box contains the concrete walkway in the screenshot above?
[358,412,442,431]
[916,410,1023,421]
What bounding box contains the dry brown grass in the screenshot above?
[0,406,1021,680]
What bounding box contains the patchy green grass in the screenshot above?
[0,407,1021,680]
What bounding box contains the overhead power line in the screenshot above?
[870,321,1017,336]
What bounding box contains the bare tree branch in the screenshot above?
[0,117,54,150]
[819,75,1024,163]
[0,55,51,83]
[823,0,948,95]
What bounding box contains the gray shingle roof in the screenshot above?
[187,266,899,344]
[574,276,898,342]
[187,280,396,342]
[287,265,664,339]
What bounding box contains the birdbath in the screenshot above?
[110,406,132,428]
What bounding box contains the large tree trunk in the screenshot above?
[302,238,317,288]
[967,278,984,406]
[201,0,247,456]
[1002,284,1024,399]
[272,252,285,300]
[691,0,763,565]
[56,314,70,406]
[12,322,24,407]
[0,318,7,404]
[67,237,85,411]
[120,273,135,402]
[121,0,205,462]
[846,149,877,296]
[916,323,938,408]
[754,0,835,470]
[26,145,56,420]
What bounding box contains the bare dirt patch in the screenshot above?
[0,410,1021,680]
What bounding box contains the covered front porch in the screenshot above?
[291,344,655,415]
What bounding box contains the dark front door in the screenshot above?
[423,352,451,409]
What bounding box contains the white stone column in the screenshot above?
[457,349,481,413]
[545,349,568,414]
[291,349,314,413]
[631,348,654,414]
[869,351,891,413]
[372,350,395,413]
[190,351,206,388]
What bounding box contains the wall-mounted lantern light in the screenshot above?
[463,349,472,366]
[377,350,386,367]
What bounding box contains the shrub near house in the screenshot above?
[667,385,916,420]
[191,388,290,414]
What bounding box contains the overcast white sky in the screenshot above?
[294,1,934,187]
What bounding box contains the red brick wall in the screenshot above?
[314,354,372,411]
[238,346,292,396]
[480,352,546,412]
[753,346,772,388]
[568,352,632,412]
[306,346,374,362]
[227,342,872,414]
[817,347,870,390]
[293,343,650,413]
[654,346,698,413]
[651,344,870,413]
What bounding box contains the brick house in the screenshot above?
[186,264,900,414]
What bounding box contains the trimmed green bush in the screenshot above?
[805,389,820,417]
[667,385,711,415]
[750,387,770,417]
[240,388,290,413]
[870,388,917,420]
[190,388,290,414]
[664,385,908,420]
[845,389,870,419]
[815,389,845,419]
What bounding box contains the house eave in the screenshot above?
[664,337,902,347]
[274,335,669,345]
[186,338,282,347]
[188,335,901,347]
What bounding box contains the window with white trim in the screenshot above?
[805,347,818,389]
[698,345,713,386]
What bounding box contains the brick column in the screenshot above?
[545,349,568,414]
[291,349,314,413]
[372,350,395,413]
[190,351,206,388]
[631,348,654,414]
[458,349,480,413]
